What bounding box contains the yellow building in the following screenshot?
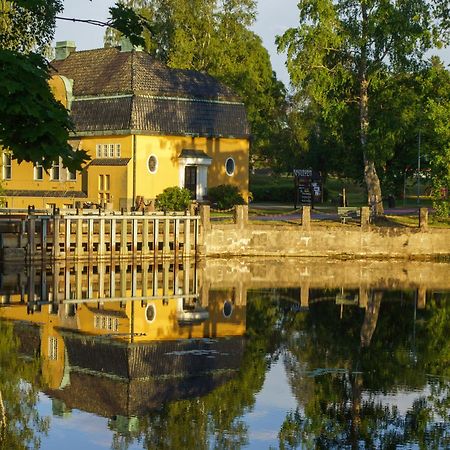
[1,40,250,210]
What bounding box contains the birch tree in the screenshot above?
[278,0,449,214]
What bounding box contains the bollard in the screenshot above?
[419,207,428,231]
[360,206,370,230]
[234,205,248,229]
[302,206,311,231]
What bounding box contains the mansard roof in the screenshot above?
[51,47,250,138]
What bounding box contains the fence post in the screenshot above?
[419,207,428,231]
[199,205,211,231]
[302,206,311,231]
[360,207,370,231]
[234,205,248,229]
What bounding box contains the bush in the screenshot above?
[155,186,192,212]
[250,184,294,202]
[208,184,245,210]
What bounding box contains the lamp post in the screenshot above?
[417,131,421,205]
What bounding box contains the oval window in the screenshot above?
[147,155,158,174]
[145,304,156,323]
[223,300,233,318]
[225,157,235,176]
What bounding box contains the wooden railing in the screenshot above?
[0,210,199,262]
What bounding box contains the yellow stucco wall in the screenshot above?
[49,75,70,108]
[0,159,83,209]
[2,73,249,209]
[134,135,250,202]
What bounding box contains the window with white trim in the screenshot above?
[2,153,12,180]
[67,169,76,181]
[98,174,111,203]
[51,160,60,181]
[225,157,235,176]
[94,314,119,331]
[48,337,58,360]
[95,143,122,158]
[34,162,43,181]
[147,154,158,174]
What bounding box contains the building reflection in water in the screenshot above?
[0,260,246,422]
[0,257,449,442]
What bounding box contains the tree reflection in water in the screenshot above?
[1,276,449,449]
[277,290,450,449]
[0,322,49,450]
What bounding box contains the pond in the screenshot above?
[0,258,449,449]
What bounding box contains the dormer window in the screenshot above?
[34,162,43,180]
[51,160,60,180]
[2,153,12,180]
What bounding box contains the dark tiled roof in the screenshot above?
[51,47,250,138]
[179,149,212,159]
[71,97,132,131]
[4,190,87,198]
[89,158,131,166]
[71,95,249,137]
[51,48,238,101]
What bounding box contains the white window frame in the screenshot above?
[225,157,235,176]
[67,169,76,181]
[96,144,102,158]
[2,153,12,180]
[109,144,115,158]
[103,144,109,158]
[48,337,58,360]
[34,162,44,181]
[116,144,121,158]
[147,154,158,174]
[51,159,60,181]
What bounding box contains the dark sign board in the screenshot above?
[293,169,323,208]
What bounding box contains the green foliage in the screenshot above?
[277,0,450,212]
[207,184,245,209]
[0,0,63,52]
[104,0,287,168]
[0,321,49,449]
[0,50,89,171]
[108,3,151,48]
[0,1,148,171]
[155,186,192,211]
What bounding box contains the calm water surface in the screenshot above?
[0,259,449,449]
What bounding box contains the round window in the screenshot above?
[145,304,156,323]
[147,155,158,174]
[223,300,233,318]
[225,157,235,176]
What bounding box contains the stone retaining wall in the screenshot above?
[200,205,450,259]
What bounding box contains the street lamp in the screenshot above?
[417,131,421,205]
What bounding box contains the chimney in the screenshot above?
[120,36,143,52]
[55,41,76,60]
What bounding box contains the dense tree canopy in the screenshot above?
[277,0,450,214]
[0,0,147,171]
[105,0,288,168]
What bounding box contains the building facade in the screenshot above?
[1,40,250,210]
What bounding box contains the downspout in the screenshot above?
[132,133,136,205]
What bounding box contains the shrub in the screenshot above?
[250,184,294,202]
[155,186,192,212]
[208,184,245,210]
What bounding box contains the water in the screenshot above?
[0,258,449,449]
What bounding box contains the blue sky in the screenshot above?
[55,0,450,87]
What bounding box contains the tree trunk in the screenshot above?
[360,290,382,348]
[359,1,384,216]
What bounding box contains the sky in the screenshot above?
[54,0,450,87]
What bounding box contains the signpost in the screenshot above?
[293,169,323,209]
